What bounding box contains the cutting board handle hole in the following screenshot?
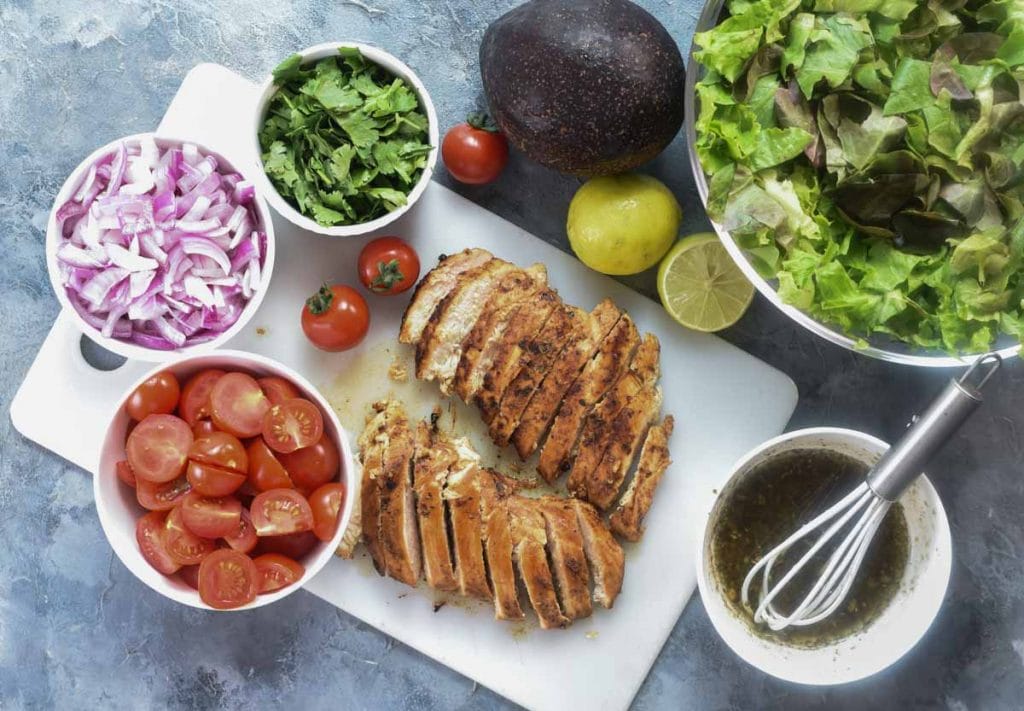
[79,335,127,372]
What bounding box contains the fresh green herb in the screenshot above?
[693,0,1024,353]
[259,48,432,227]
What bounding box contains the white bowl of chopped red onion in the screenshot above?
[46,133,275,361]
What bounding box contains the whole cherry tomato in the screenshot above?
[301,284,369,352]
[441,113,509,185]
[357,237,420,295]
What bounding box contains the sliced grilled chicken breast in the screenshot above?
[453,264,547,402]
[416,260,521,390]
[412,421,459,592]
[537,497,593,621]
[567,334,661,500]
[537,314,640,483]
[444,440,492,600]
[588,386,663,510]
[376,403,421,586]
[479,470,525,620]
[571,499,625,609]
[512,299,621,460]
[358,405,390,575]
[506,497,569,630]
[399,248,492,345]
[609,416,674,542]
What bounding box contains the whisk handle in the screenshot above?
[867,354,1001,501]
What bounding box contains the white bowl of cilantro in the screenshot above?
[253,43,438,237]
[685,0,1024,366]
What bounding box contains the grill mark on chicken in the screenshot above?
[444,442,493,600]
[587,386,663,510]
[412,421,459,592]
[400,248,492,345]
[609,416,674,542]
[376,404,421,586]
[537,497,593,621]
[506,497,569,630]
[572,499,625,609]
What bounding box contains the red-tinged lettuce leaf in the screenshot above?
[941,32,1004,63]
[775,81,824,167]
[929,47,974,100]
[892,210,964,250]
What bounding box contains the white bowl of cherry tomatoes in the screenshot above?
[95,350,355,610]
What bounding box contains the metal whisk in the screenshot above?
[742,354,1003,631]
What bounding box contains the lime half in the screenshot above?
[657,233,754,332]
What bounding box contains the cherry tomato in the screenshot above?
[210,372,270,438]
[178,564,201,590]
[126,414,193,483]
[250,489,314,536]
[253,553,305,594]
[163,506,216,565]
[278,436,340,492]
[189,432,248,473]
[257,376,300,406]
[357,236,420,295]
[178,369,225,425]
[223,508,258,554]
[255,530,319,559]
[301,284,369,352]
[180,491,242,539]
[247,440,295,491]
[198,549,259,609]
[136,510,180,575]
[136,475,191,511]
[192,419,219,438]
[261,398,324,454]
[126,371,181,421]
[442,113,509,185]
[115,460,136,488]
[308,482,346,542]
[186,460,246,497]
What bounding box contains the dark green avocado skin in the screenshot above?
[480,0,686,176]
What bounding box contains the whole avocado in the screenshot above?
[479,0,685,176]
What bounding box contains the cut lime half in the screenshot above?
[657,233,754,332]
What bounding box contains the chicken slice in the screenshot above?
[571,499,625,609]
[587,386,663,510]
[567,334,661,500]
[452,264,547,403]
[412,421,459,592]
[506,497,569,629]
[536,497,593,621]
[512,299,622,460]
[537,314,640,483]
[609,416,675,542]
[376,402,421,586]
[416,259,521,391]
[357,405,389,576]
[443,440,492,600]
[399,248,492,345]
[475,288,560,425]
[478,470,525,620]
[488,304,579,447]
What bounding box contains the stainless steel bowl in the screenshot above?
[683,0,1020,368]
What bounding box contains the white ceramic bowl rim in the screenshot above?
[251,42,440,237]
[696,426,952,685]
[46,132,277,363]
[94,349,356,611]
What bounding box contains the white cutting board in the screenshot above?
[11,64,797,711]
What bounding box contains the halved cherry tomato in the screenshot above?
[308,482,346,542]
[261,398,324,454]
[115,460,136,488]
[136,475,191,511]
[126,414,193,483]
[278,436,340,491]
[223,508,258,554]
[210,372,270,438]
[163,506,215,565]
[180,491,242,539]
[178,369,225,425]
[192,419,219,438]
[357,236,420,295]
[255,530,319,559]
[301,284,369,352]
[189,432,248,473]
[179,564,201,590]
[250,489,314,536]
[247,439,294,492]
[258,376,300,406]
[198,549,258,609]
[186,460,247,497]
[136,510,180,575]
[253,553,305,594]
[126,371,181,421]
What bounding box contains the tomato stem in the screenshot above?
[467,111,499,133]
[306,283,334,315]
[370,259,405,292]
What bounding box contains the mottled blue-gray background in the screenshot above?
[2,1,1023,709]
